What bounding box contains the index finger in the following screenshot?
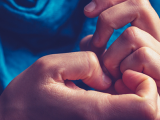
[82,0,160,56]
[84,0,126,18]
[36,51,112,91]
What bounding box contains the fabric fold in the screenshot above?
[0,0,79,34]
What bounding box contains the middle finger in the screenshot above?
[91,0,160,55]
[103,26,160,79]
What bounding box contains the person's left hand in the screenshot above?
[0,52,160,120]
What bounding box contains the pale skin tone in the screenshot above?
[82,0,160,92]
[0,52,159,120]
[0,0,160,120]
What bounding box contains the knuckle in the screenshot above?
[121,27,137,49]
[135,47,153,63]
[85,51,99,67]
[130,0,149,7]
[130,0,150,12]
[123,26,137,40]
[33,56,51,74]
[122,27,142,46]
[29,56,50,79]
[108,0,116,7]
[34,56,47,69]
[99,11,117,29]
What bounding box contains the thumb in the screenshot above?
[42,52,112,90]
[104,70,158,120]
[122,70,157,99]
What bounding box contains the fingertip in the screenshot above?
[84,1,98,18]
[84,1,96,13]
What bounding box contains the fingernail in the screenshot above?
[84,1,96,12]
[102,73,112,85]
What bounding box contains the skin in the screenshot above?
[82,0,160,55]
[0,52,159,120]
[81,0,160,91]
[82,0,160,118]
[0,0,160,119]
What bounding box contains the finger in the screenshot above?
[114,79,132,94]
[49,70,158,120]
[120,47,160,88]
[121,70,158,119]
[57,68,158,120]
[122,70,157,98]
[103,27,160,79]
[91,0,160,54]
[80,35,92,51]
[37,51,112,91]
[99,70,158,120]
[80,35,107,57]
[84,0,126,18]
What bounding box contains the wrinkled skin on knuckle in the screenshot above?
[122,27,142,48]
[134,0,152,19]
[129,0,150,8]
[123,27,137,41]
[135,47,153,64]
[99,11,117,29]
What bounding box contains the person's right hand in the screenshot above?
[0,52,159,120]
[81,0,160,94]
[81,0,160,56]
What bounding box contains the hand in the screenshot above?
[81,0,160,92]
[101,27,160,94]
[0,52,159,120]
[81,0,160,56]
